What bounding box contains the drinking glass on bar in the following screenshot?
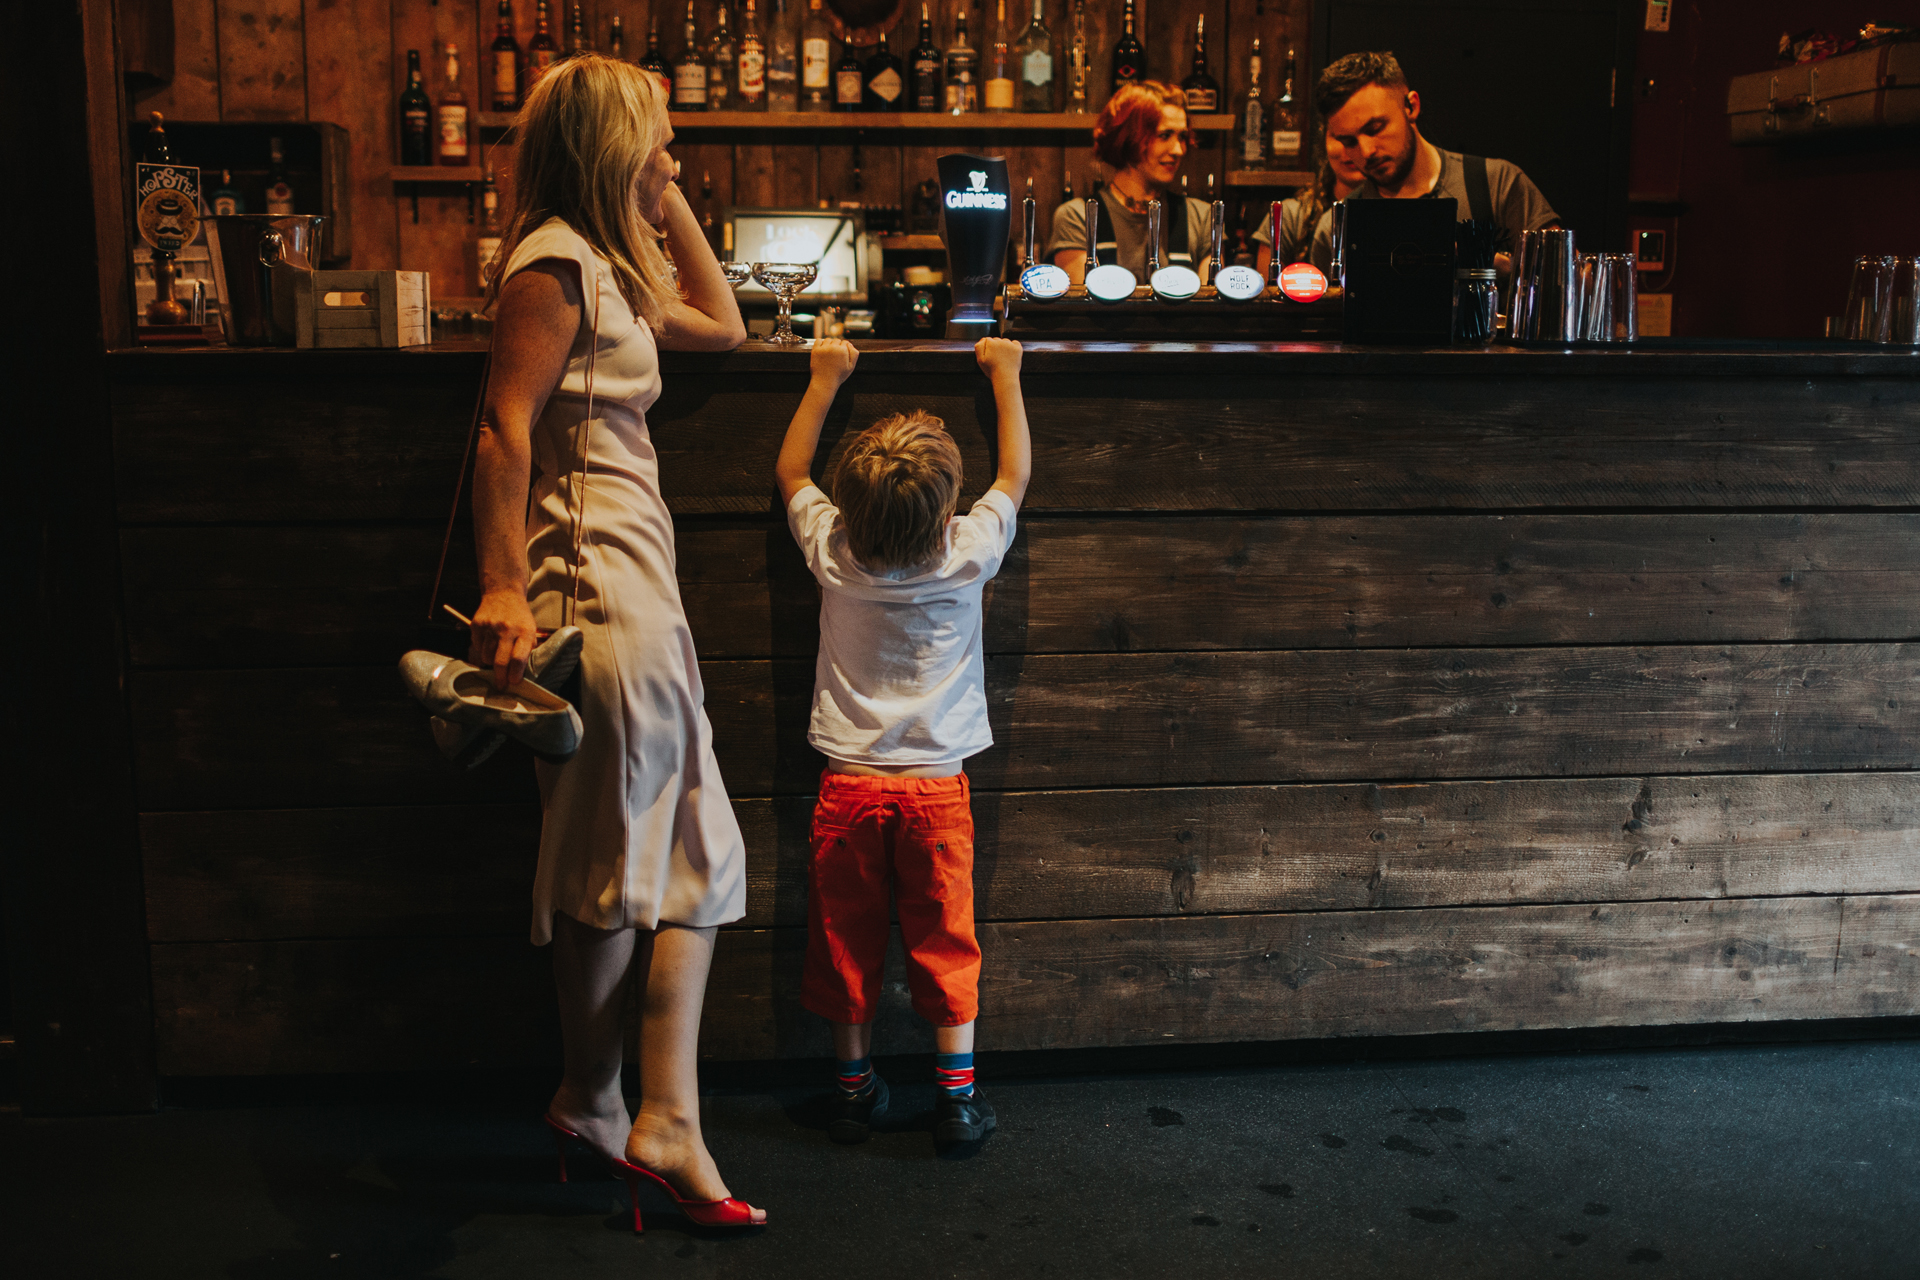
[750,261,818,343]
[1583,253,1638,344]
[1842,255,1897,342]
[1891,257,1919,346]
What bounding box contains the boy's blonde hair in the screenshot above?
[831,411,963,571]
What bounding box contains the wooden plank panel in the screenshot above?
[140,772,1920,940]
[120,514,1920,667]
[111,365,1920,520]
[700,893,1920,1059]
[151,937,557,1074]
[218,0,308,120]
[141,0,222,120]
[304,0,398,271]
[128,645,1920,808]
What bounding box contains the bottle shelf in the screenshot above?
[663,110,1237,131]
[1226,170,1317,187]
[392,165,485,182]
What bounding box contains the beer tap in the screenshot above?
[1083,191,1136,301]
[1147,197,1200,301]
[1212,204,1265,300]
[1268,201,1286,290]
[1018,176,1069,299]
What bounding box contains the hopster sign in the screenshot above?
[136,162,201,254]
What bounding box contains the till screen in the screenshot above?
[730,212,864,300]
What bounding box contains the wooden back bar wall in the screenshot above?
[116,342,1920,1076]
[139,0,1313,297]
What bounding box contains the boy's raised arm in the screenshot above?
[976,337,1031,510]
[776,338,860,504]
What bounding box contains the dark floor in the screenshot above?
[5,1039,1919,1279]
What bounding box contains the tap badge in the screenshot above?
[946,169,1008,210]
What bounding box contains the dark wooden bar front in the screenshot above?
[111,340,1920,1077]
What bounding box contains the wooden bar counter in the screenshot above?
[109,339,1920,1076]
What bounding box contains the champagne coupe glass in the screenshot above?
[750,261,818,343]
[721,260,753,288]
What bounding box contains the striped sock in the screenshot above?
[836,1055,875,1098]
[934,1052,976,1098]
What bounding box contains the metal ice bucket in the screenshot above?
[207,214,325,346]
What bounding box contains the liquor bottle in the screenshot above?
[707,2,735,109]
[944,8,978,113]
[675,1,708,109]
[1017,0,1053,112]
[212,169,242,215]
[801,0,832,112]
[1064,0,1088,113]
[437,46,469,166]
[1237,36,1265,169]
[640,19,673,95]
[399,48,433,164]
[477,161,503,288]
[528,1,559,86]
[266,135,296,211]
[767,0,799,108]
[490,0,522,110]
[836,34,866,110]
[1181,15,1217,112]
[609,14,626,60]
[908,3,941,111]
[863,26,905,110]
[984,0,1014,112]
[1112,0,1144,87]
[737,0,767,109]
[1270,48,1302,163]
[566,1,589,55]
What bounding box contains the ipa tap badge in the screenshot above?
[137,162,201,254]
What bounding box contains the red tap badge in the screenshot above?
[1278,262,1328,303]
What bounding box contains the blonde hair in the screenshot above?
[831,411,963,571]
[487,55,679,329]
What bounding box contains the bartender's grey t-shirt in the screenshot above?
[1308,147,1558,270]
[1044,195,1215,279]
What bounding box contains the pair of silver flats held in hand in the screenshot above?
[399,627,586,767]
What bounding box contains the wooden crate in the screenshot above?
[295,270,430,349]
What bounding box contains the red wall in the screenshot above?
[1629,1,1920,337]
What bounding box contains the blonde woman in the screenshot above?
[466,55,762,1230]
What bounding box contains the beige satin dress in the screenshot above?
[501,218,746,944]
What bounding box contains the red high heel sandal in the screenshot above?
[543,1114,764,1232]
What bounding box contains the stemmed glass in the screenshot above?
[750,261,819,344]
[721,260,753,288]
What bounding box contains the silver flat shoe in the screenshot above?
[399,649,583,762]
[425,627,585,768]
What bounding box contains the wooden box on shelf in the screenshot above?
[295,270,431,348]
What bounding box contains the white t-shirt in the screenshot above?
[787,483,1019,766]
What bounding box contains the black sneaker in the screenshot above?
[828,1074,889,1145]
[934,1087,997,1143]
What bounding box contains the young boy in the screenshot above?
[775,335,1031,1146]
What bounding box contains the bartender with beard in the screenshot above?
[1305,50,1559,275]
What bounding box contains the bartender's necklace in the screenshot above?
[1109,178,1157,214]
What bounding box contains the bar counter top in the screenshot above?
[110,336,1920,378]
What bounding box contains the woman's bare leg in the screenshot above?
[624,923,765,1219]
[547,911,637,1161]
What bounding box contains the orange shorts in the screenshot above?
[800,769,980,1027]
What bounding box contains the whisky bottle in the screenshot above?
[1065,0,1088,113]
[212,169,243,215]
[674,0,708,110]
[565,1,590,55]
[490,0,522,110]
[609,14,626,60]
[1111,0,1144,87]
[436,46,469,166]
[528,1,558,86]
[1017,0,1053,112]
[399,48,433,165]
[1180,15,1217,113]
[768,0,799,108]
[836,35,866,110]
[864,27,905,110]
[1270,48,1302,163]
[944,8,978,113]
[266,135,296,210]
[908,3,942,111]
[737,0,768,109]
[984,0,1014,112]
[1237,36,1265,169]
[640,19,673,95]
[707,2,735,110]
[801,0,832,112]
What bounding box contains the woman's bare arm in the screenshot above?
[469,260,581,687]
[656,183,747,351]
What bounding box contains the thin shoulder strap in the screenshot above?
[425,350,492,623]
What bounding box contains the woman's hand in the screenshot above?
[469,588,540,688]
[810,337,859,388]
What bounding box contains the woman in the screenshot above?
[467,55,762,1228]
[1252,131,1367,278]
[1045,81,1212,284]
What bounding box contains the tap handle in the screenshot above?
[1210,200,1226,286]
[1083,195,1099,276]
[1022,179,1037,271]
[1146,199,1163,273]
[1268,201,1285,287]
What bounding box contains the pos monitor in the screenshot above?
[725,207,871,304]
